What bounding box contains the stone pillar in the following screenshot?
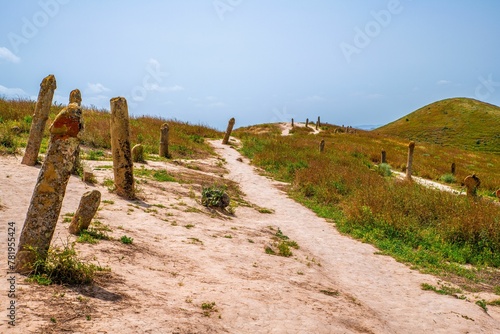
[15,103,82,274]
[496,189,500,202]
[159,123,170,158]
[463,174,480,197]
[21,74,57,166]
[110,97,135,199]
[222,117,235,145]
[319,140,325,153]
[69,190,101,235]
[381,150,387,164]
[305,118,309,127]
[132,144,144,162]
[406,141,415,180]
[451,162,456,175]
[291,118,294,127]
[70,89,83,175]
[316,116,320,130]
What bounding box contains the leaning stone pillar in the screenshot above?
[406,141,415,180]
[159,123,170,158]
[110,97,135,199]
[222,117,235,145]
[69,190,101,235]
[22,74,57,166]
[15,103,82,274]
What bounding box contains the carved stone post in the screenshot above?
[319,140,325,153]
[22,74,57,166]
[222,117,235,145]
[463,174,480,197]
[132,144,144,162]
[110,97,135,199]
[381,150,387,164]
[159,123,170,158]
[15,103,82,274]
[406,141,415,180]
[69,190,101,235]
[70,89,83,175]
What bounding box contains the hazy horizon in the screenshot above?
[1,1,500,130]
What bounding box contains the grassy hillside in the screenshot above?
[235,123,500,290]
[0,97,222,159]
[376,98,500,153]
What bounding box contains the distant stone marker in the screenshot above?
[222,117,235,145]
[463,174,481,197]
[306,118,309,127]
[406,141,415,180]
[132,144,144,163]
[70,89,83,175]
[291,118,294,127]
[316,116,320,130]
[22,74,57,166]
[381,149,387,164]
[159,123,170,158]
[319,139,325,153]
[15,103,83,274]
[110,97,135,199]
[496,189,500,201]
[69,190,101,235]
[451,162,456,175]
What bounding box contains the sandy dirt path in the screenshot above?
[211,139,500,333]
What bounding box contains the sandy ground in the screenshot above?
[1,137,500,333]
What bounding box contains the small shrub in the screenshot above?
[86,149,105,161]
[120,235,133,244]
[27,243,106,285]
[439,173,456,184]
[376,163,392,177]
[201,186,230,208]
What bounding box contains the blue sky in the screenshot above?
[1,1,500,130]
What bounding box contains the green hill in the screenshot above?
[376,98,500,153]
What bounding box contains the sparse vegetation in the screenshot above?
[120,235,134,244]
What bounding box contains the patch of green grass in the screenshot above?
[184,224,195,229]
[86,149,105,160]
[27,243,108,285]
[102,200,114,204]
[120,235,133,244]
[421,283,462,296]
[77,228,110,244]
[439,173,457,184]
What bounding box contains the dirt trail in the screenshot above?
[280,122,320,136]
[211,139,500,333]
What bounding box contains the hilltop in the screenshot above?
[376,97,500,153]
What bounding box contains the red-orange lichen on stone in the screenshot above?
[50,103,82,140]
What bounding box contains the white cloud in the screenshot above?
[87,82,110,94]
[436,80,451,85]
[0,47,20,63]
[0,85,27,97]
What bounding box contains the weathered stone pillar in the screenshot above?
[70,89,83,175]
[222,117,235,145]
[406,141,415,180]
[132,144,144,162]
[463,174,480,197]
[22,74,57,166]
[305,118,309,127]
[159,123,170,158]
[316,116,320,130]
[291,118,294,127]
[319,140,325,153]
[451,162,456,175]
[15,103,82,274]
[496,189,500,201]
[69,190,101,235]
[381,150,387,164]
[110,97,135,199]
